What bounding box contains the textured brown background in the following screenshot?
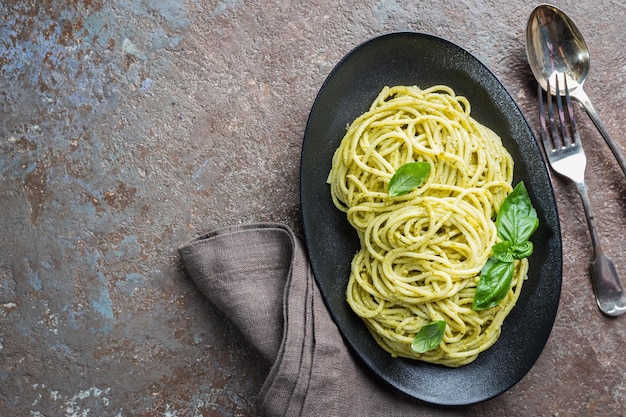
[1,0,626,415]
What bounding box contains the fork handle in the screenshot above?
[576,181,602,252]
[570,89,626,178]
[576,181,626,316]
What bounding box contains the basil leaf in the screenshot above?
[388,162,431,197]
[511,241,534,259]
[472,181,538,311]
[491,241,514,263]
[473,258,515,311]
[411,320,446,353]
[496,182,539,244]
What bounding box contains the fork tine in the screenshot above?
[548,78,562,149]
[554,75,573,149]
[563,76,582,148]
[537,82,554,151]
[545,79,563,150]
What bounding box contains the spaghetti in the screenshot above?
[327,85,528,367]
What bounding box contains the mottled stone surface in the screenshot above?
[1,0,625,415]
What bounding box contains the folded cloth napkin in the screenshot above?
[179,222,454,416]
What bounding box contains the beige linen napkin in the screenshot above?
[179,222,454,416]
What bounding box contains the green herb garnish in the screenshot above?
[388,162,431,196]
[473,182,539,311]
[411,320,446,353]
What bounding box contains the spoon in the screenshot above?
[526,4,626,177]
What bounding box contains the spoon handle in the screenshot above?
[576,181,626,316]
[591,251,626,316]
[571,89,626,177]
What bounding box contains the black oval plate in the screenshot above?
[300,32,562,406]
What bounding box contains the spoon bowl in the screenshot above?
[526,4,626,177]
[526,4,589,96]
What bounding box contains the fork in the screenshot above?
[538,75,626,316]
